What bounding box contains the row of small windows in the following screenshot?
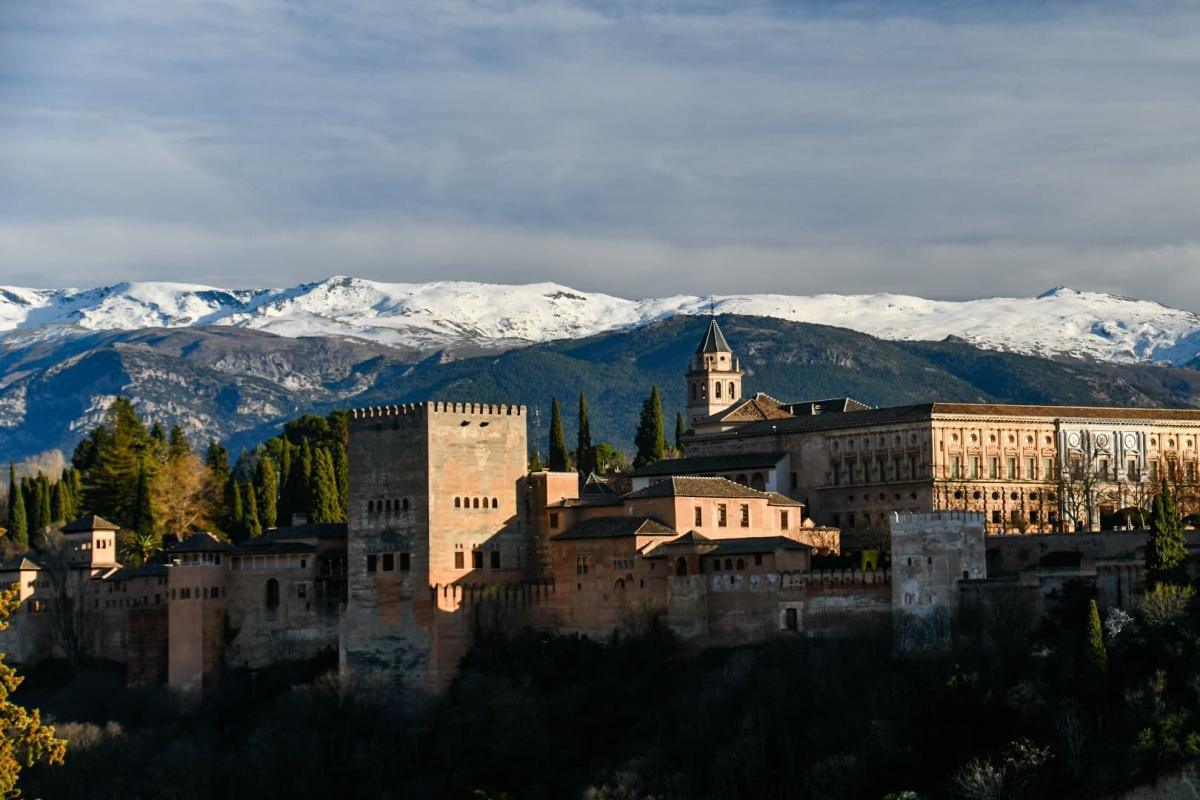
[170,585,225,601]
[455,548,502,570]
[455,497,499,509]
[367,498,410,513]
[951,489,1057,502]
[690,503,751,528]
[949,455,1055,481]
[366,552,412,573]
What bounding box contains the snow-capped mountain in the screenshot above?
[1,277,1199,366]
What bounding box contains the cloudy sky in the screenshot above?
[3,1,1200,306]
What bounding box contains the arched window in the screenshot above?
[750,473,765,491]
[368,500,375,513]
[713,559,722,572]
[736,558,745,571]
[724,558,733,571]
[615,578,625,590]
[385,499,392,512]
[473,498,480,508]
[715,382,722,398]
[675,557,688,576]
[491,498,498,509]
[402,498,410,511]
[729,382,736,399]
[785,607,798,631]
[455,497,461,508]
[265,579,279,610]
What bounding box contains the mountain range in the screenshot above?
[3,276,1200,366]
[3,277,1200,464]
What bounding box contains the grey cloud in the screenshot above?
[2,1,1200,308]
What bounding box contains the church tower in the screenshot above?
[686,318,743,426]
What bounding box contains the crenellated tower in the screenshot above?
[686,318,743,426]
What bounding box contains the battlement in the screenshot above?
[350,401,526,423]
[892,510,986,529]
[430,579,555,605]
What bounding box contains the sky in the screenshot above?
[3,1,1200,307]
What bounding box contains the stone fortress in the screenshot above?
[3,318,1200,694]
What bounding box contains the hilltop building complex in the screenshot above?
[2,318,1197,693]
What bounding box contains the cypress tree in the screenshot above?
[576,393,596,477]
[254,456,279,530]
[331,442,349,520]
[243,480,262,539]
[279,439,292,495]
[67,468,83,513]
[130,461,154,536]
[7,465,27,549]
[1086,598,1107,678]
[675,411,687,455]
[230,481,245,540]
[50,480,68,524]
[1147,483,1187,586]
[149,421,168,462]
[529,450,544,472]
[633,386,668,468]
[310,448,340,524]
[290,439,315,523]
[548,397,569,472]
[27,477,49,549]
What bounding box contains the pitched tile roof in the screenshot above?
[707,536,812,556]
[551,516,677,541]
[714,395,795,424]
[624,476,768,500]
[108,564,168,581]
[166,531,230,554]
[629,451,788,478]
[764,492,804,507]
[930,402,1200,422]
[61,514,121,533]
[783,397,871,416]
[0,554,46,572]
[696,318,732,354]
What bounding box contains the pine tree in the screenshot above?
[548,397,569,471]
[6,465,27,549]
[84,398,154,527]
[254,456,279,530]
[167,425,191,460]
[206,440,230,484]
[1147,483,1187,587]
[243,480,262,539]
[633,386,668,468]
[675,411,687,455]
[1086,598,1107,678]
[576,392,596,477]
[309,448,340,523]
[230,480,245,540]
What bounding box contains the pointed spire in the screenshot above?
[696,318,731,354]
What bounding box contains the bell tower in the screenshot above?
[686,317,743,426]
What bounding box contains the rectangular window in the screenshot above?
[1046,457,1055,479]
[754,554,763,566]
[694,506,702,527]
[1007,458,1017,479]
[298,583,307,599]
[991,510,1001,524]
[576,556,589,576]
[1011,509,1021,524]
[548,512,560,529]
[780,511,789,530]
[454,551,465,570]
[739,504,749,527]
[400,552,411,571]
[831,512,841,527]
[832,464,840,486]
[1030,510,1040,523]
[989,457,998,479]
[894,457,903,480]
[490,550,501,569]
[1150,461,1159,482]
[971,456,981,479]
[1128,460,1139,481]
[1026,457,1036,480]
[950,456,961,479]
[909,456,918,478]
[718,504,727,527]
[366,554,378,573]
[382,553,394,571]
[847,512,856,528]
[472,550,484,569]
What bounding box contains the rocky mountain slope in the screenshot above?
[2,277,1199,365]
[4,315,1200,464]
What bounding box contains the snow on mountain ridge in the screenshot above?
[0,276,1198,366]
